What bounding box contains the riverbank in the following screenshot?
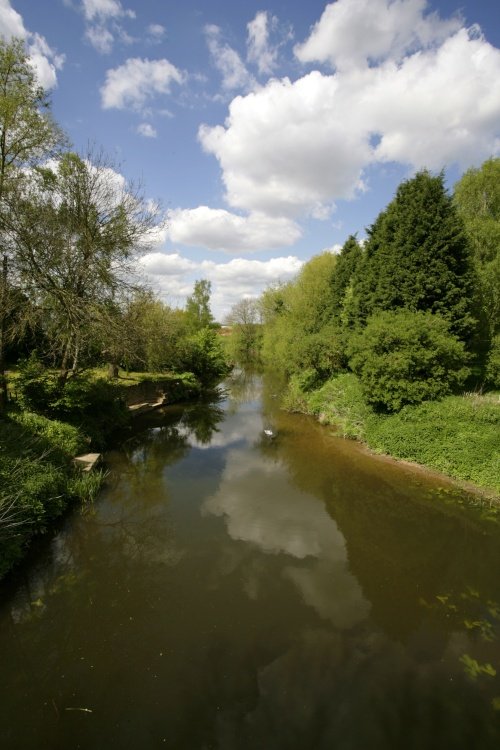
[0,370,203,579]
[284,373,500,501]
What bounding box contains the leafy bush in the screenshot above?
[15,358,130,447]
[15,353,58,412]
[11,411,87,457]
[178,327,230,385]
[347,310,470,412]
[485,334,500,388]
[49,376,129,446]
[304,373,372,439]
[366,395,500,492]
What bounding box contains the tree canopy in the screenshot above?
[454,158,500,375]
[350,171,478,345]
[185,279,214,332]
[0,37,65,408]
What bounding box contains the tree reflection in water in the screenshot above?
[1,372,500,749]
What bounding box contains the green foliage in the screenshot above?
[10,410,87,457]
[350,171,478,345]
[177,327,230,385]
[67,469,107,504]
[367,395,500,492]
[460,654,497,680]
[261,252,347,381]
[485,334,500,388]
[185,279,215,333]
[15,353,58,412]
[15,355,129,447]
[282,370,320,413]
[0,409,101,578]
[50,376,130,446]
[453,158,500,267]
[329,235,363,325]
[292,373,499,493]
[303,373,372,439]
[347,310,470,412]
[116,290,188,373]
[454,158,500,366]
[225,298,262,364]
[8,148,161,377]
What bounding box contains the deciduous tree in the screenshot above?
[7,150,162,381]
[0,37,65,408]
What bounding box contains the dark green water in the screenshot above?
[1,371,500,749]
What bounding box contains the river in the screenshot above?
[1,370,499,749]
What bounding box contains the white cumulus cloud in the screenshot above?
[139,251,302,319]
[0,1,65,89]
[204,255,303,318]
[295,0,461,70]
[167,206,302,253]
[199,71,369,218]
[366,27,500,168]
[139,252,196,276]
[199,5,500,220]
[0,0,25,37]
[101,57,185,110]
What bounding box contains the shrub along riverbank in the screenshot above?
[284,373,500,497]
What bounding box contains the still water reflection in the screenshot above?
[1,371,500,749]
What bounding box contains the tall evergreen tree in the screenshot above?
[351,171,477,345]
[329,235,362,324]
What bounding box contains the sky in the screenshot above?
[1,0,500,320]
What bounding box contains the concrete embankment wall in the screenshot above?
[121,378,200,413]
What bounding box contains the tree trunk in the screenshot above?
[58,333,72,387]
[107,361,119,379]
[0,254,8,413]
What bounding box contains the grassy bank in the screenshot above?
[0,368,203,580]
[285,373,500,497]
[0,410,105,579]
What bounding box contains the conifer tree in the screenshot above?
[330,235,362,324]
[351,171,477,345]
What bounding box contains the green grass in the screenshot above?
[86,367,198,387]
[297,375,500,496]
[366,394,500,493]
[306,374,372,440]
[0,410,105,579]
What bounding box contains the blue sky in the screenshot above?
[1,0,500,319]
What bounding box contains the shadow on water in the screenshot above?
[0,370,499,749]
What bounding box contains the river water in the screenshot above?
[1,370,500,749]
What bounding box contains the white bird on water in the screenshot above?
[264,428,276,439]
